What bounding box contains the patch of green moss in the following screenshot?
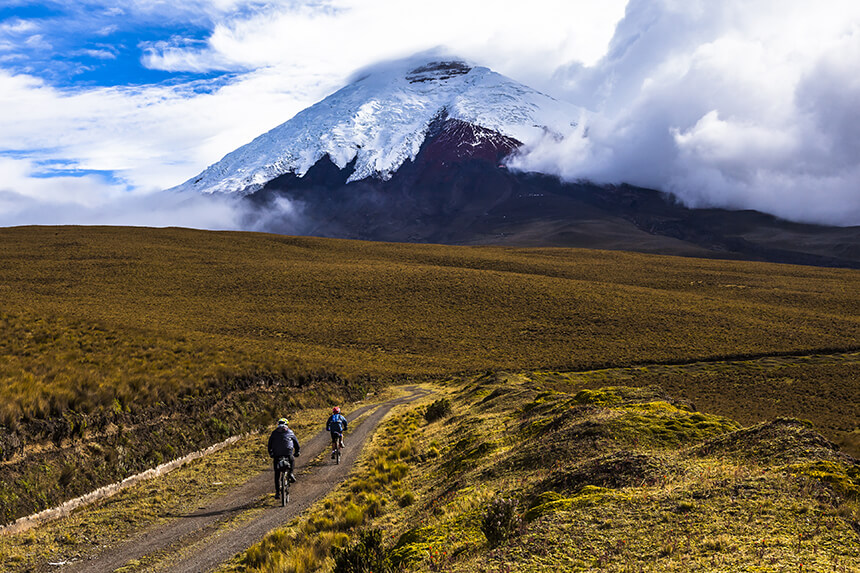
[392,504,486,567]
[524,486,618,521]
[521,418,553,437]
[791,461,860,498]
[574,388,623,406]
[611,402,739,447]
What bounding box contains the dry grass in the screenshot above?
[224,405,428,573]
[1,225,857,537]
[1,225,858,426]
[0,434,271,571]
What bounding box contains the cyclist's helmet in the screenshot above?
[332,407,341,414]
[277,417,288,426]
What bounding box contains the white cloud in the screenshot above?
[0,19,39,35]
[0,67,333,192]
[512,0,860,225]
[140,0,627,91]
[0,156,247,229]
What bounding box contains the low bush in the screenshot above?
[425,398,452,423]
[332,528,395,573]
[481,497,521,546]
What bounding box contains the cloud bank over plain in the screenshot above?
[1,0,859,227]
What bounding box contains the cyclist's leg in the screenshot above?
[272,458,281,493]
[287,452,296,482]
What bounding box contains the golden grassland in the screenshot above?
[224,375,860,573]
[1,225,858,426]
[0,225,858,529]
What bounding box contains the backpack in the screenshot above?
[329,414,344,432]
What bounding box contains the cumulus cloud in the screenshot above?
[0,67,335,192]
[511,0,860,226]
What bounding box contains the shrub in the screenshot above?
[332,528,395,573]
[425,399,452,423]
[481,497,521,546]
[58,464,75,488]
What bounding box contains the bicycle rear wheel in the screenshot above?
[335,448,341,464]
[280,472,289,506]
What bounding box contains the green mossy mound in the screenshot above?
[539,450,673,494]
[611,401,740,447]
[524,486,619,521]
[791,460,860,498]
[693,418,850,465]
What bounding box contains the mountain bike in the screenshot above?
[276,457,291,505]
[331,433,343,465]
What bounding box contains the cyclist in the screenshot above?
[326,407,348,459]
[267,417,300,498]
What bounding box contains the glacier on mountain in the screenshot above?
[170,57,584,195]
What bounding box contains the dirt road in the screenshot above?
[65,387,428,573]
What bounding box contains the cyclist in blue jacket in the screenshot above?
[327,407,348,459]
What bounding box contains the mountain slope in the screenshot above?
[248,129,860,268]
[170,58,581,195]
[171,55,860,268]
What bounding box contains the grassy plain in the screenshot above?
[0,225,858,524]
[1,225,858,423]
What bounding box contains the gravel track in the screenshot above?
[64,387,428,573]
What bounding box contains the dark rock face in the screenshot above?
[418,116,521,165]
[406,61,473,83]
[245,120,860,269]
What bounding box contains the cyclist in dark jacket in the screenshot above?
[268,418,300,496]
[326,407,348,459]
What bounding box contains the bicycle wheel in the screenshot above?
[280,471,289,506]
[335,448,341,465]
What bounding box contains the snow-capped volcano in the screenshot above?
[171,57,583,195]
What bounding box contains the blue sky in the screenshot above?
[1,0,859,228]
[1,2,213,86]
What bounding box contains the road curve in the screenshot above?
[64,386,429,573]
